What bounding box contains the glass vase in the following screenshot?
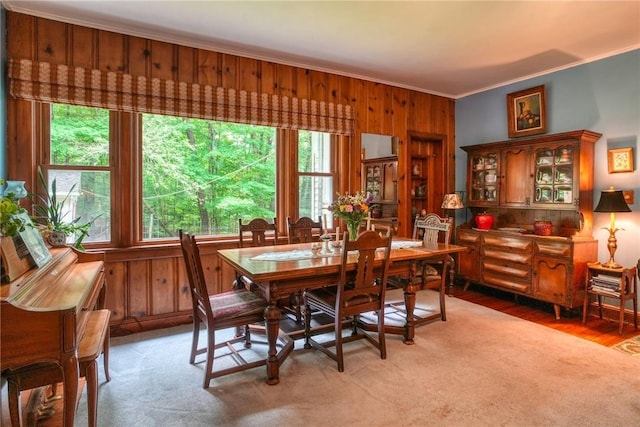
[346,220,360,241]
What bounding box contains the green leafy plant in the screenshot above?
[32,167,96,249]
[0,179,28,237]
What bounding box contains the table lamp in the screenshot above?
[441,193,464,211]
[441,193,464,242]
[594,187,631,269]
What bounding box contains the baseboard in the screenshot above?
[584,301,639,328]
[110,312,192,337]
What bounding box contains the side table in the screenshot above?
[582,263,637,334]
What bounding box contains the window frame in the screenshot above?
[35,103,117,249]
[36,102,347,247]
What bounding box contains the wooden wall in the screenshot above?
[5,12,456,334]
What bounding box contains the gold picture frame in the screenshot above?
[607,147,634,173]
[507,85,546,138]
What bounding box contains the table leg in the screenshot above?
[264,303,281,385]
[402,283,418,345]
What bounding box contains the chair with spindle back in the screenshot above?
[387,213,452,323]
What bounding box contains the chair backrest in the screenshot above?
[338,230,392,316]
[287,216,322,244]
[238,218,278,247]
[368,223,392,238]
[179,230,214,322]
[412,213,452,245]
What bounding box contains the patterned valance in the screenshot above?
[8,59,353,135]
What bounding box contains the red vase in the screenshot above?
[475,213,494,230]
[534,221,553,236]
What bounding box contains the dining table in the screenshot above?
[217,239,466,385]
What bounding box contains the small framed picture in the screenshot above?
[507,85,546,138]
[607,147,634,173]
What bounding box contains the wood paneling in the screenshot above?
[5,11,456,334]
[150,258,174,315]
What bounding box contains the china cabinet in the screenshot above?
[458,130,602,318]
[362,157,398,219]
[461,130,601,234]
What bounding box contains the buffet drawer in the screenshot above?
[534,241,571,257]
[482,272,530,293]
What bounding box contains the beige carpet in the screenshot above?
[77,289,640,426]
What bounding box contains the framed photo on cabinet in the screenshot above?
[507,85,546,138]
[607,147,634,173]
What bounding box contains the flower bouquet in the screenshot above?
[328,191,375,241]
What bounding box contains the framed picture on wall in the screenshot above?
[507,85,547,138]
[608,147,634,173]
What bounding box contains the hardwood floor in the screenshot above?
[451,281,639,347]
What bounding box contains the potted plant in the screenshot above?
[32,167,96,249]
[0,179,28,237]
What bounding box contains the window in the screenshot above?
[39,103,340,245]
[46,104,112,244]
[297,130,336,228]
[141,114,276,238]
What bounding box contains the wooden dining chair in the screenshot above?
[238,217,278,248]
[179,230,272,388]
[387,213,453,322]
[287,216,322,244]
[286,216,323,322]
[303,230,392,372]
[236,217,279,290]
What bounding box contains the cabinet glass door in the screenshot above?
[534,146,574,205]
[469,152,498,205]
[365,164,381,200]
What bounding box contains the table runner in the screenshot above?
[250,240,423,261]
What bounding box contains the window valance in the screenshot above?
[8,58,353,135]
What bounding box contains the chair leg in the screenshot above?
[376,310,387,360]
[244,325,252,348]
[335,315,344,372]
[303,298,312,349]
[203,326,216,388]
[439,279,447,322]
[295,291,303,323]
[190,316,201,364]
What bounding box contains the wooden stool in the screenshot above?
[6,309,111,427]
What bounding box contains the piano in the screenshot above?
[1,246,106,426]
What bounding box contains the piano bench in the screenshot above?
[6,309,111,427]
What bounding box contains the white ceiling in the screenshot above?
[3,1,640,99]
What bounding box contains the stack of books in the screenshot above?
[589,274,621,296]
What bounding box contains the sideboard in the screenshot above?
[457,228,597,319]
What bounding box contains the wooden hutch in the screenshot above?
[457,130,601,318]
